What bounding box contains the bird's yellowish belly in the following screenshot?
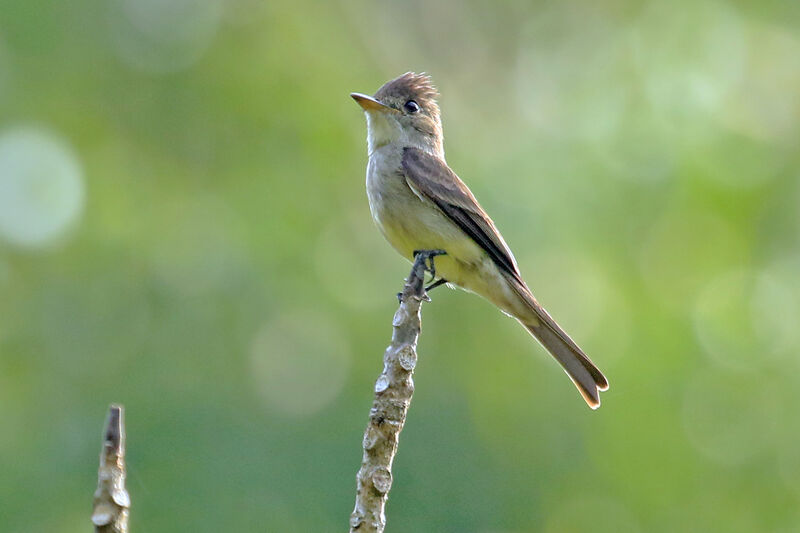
[366,147,490,293]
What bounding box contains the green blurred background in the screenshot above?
[1,0,799,531]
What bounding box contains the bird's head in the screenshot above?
[351,72,443,157]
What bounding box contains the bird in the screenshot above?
[351,72,608,409]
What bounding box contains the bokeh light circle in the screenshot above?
[682,369,777,466]
[750,267,800,361]
[515,4,627,141]
[109,0,223,74]
[721,25,800,141]
[0,126,85,249]
[638,209,745,310]
[693,268,800,371]
[633,0,745,121]
[250,311,351,417]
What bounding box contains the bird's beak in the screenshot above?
[350,93,398,113]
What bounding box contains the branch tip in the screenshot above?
[93,404,129,533]
[103,405,124,452]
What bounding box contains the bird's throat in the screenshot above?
[365,111,402,155]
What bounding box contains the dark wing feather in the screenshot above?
[401,147,522,282]
[402,148,609,405]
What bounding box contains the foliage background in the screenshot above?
[1,1,799,531]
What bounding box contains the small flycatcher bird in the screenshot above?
[351,72,608,408]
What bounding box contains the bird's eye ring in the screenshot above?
[404,100,420,114]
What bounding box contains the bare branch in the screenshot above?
[92,405,130,533]
[349,252,433,532]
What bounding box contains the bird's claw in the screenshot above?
[413,249,446,283]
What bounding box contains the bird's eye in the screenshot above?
[404,100,420,113]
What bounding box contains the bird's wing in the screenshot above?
[402,148,609,406]
[401,147,521,281]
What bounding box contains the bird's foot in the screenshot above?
[412,249,447,281]
[403,249,447,301]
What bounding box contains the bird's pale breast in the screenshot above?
[365,145,499,296]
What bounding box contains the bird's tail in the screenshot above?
[507,276,609,409]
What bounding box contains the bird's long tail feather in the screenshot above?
[506,276,609,409]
